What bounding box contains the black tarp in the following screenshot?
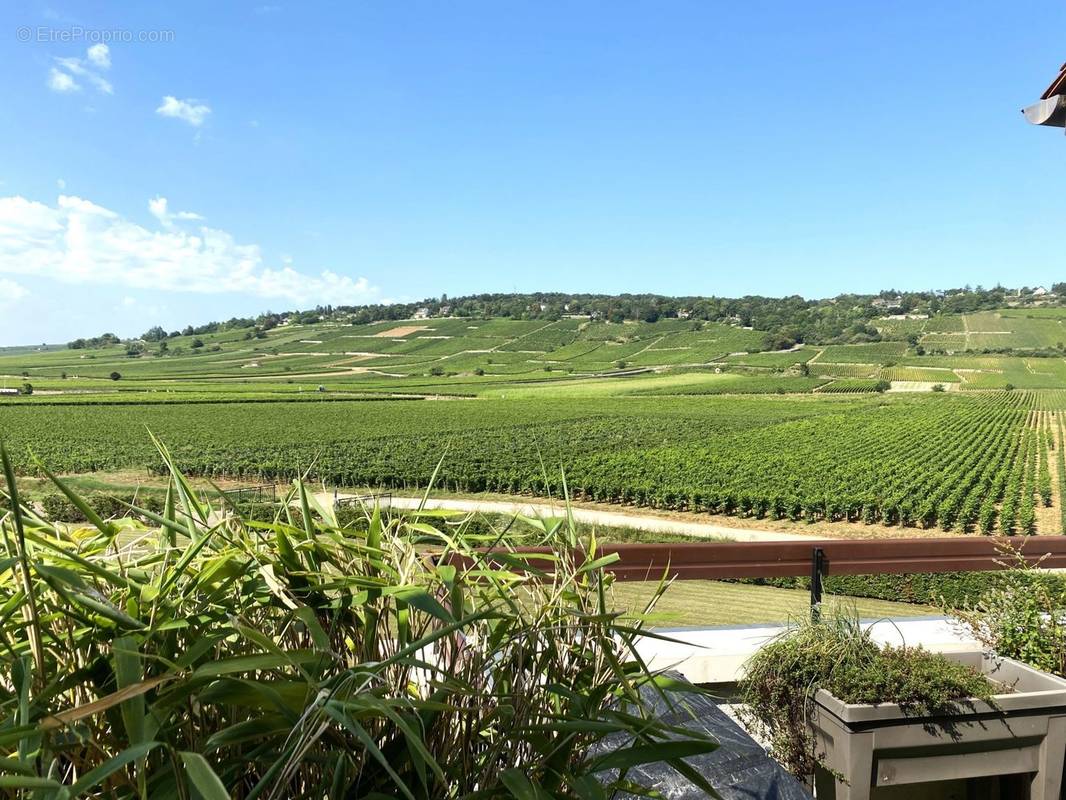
[596,685,813,799]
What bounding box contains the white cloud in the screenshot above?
[56,178,66,190]
[87,43,110,69]
[48,68,79,93]
[0,193,377,306]
[156,96,211,127]
[55,57,113,94]
[0,278,28,309]
[148,196,204,227]
[49,46,113,95]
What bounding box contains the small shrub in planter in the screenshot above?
[739,612,994,778]
[954,546,1066,677]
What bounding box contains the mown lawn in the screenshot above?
[613,580,936,627]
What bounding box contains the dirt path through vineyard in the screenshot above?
[329,494,838,543]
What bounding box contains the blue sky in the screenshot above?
[1,1,1064,345]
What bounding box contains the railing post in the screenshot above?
[810,547,827,622]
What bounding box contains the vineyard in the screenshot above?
[815,379,887,394]
[563,391,1057,533]
[4,309,1066,536]
[1,390,1061,534]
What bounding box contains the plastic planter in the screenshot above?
[810,651,1066,800]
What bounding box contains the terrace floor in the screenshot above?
[637,616,977,685]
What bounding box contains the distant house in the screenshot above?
[413,307,430,320]
[677,309,691,319]
[438,305,452,316]
[0,388,18,396]
[1033,286,1050,297]
[872,296,903,311]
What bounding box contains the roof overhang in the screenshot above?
[1023,94,1066,128]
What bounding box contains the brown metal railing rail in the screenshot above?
[333,491,393,509]
[459,536,1066,617]
[220,484,278,504]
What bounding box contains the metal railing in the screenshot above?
[453,536,1066,616]
[333,491,393,509]
[468,536,1066,579]
[221,484,278,504]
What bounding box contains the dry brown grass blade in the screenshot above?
[39,674,177,731]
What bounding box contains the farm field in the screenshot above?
[4,310,1066,402]
[3,309,1066,538]
[2,388,1063,535]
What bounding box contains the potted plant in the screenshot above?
[740,612,1066,799]
[0,441,726,798]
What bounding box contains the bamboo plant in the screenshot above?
[0,440,720,798]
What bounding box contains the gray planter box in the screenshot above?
[810,651,1066,800]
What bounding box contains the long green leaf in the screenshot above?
[585,739,719,773]
[29,453,113,535]
[500,767,548,799]
[68,741,161,795]
[1,442,44,682]
[180,751,230,800]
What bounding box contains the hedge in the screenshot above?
[733,570,1062,609]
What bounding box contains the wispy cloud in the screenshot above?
[49,45,113,95]
[0,193,377,306]
[47,67,79,93]
[156,96,211,127]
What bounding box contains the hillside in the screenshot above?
[2,307,1066,401]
